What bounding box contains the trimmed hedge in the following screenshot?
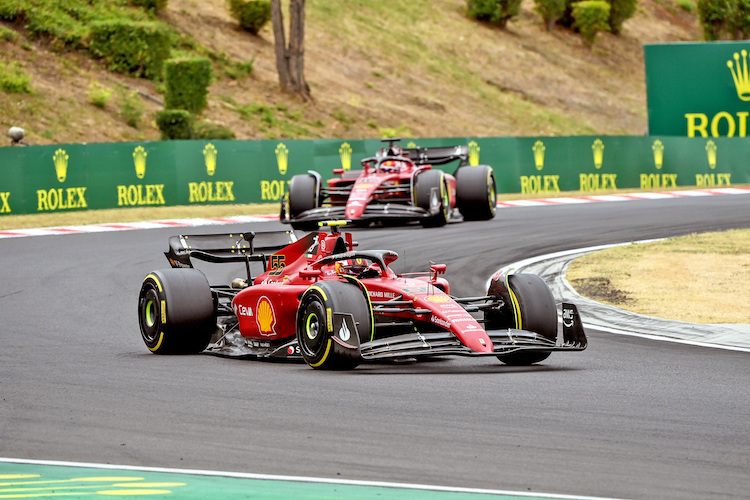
[163,57,213,114]
[608,0,637,34]
[156,109,194,140]
[89,20,172,80]
[467,0,523,28]
[533,0,567,30]
[572,1,610,45]
[227,0,272,34]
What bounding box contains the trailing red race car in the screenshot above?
[137,222,587,369]
[280,139,497,230]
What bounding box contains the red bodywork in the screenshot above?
[327,159,457,219]
[231,226,492,354]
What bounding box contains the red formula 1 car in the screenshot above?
[280,139,497,230]
[137,222,587,369]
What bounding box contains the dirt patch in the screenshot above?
[568,277,633,306]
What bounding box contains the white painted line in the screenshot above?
[0,457,629,500]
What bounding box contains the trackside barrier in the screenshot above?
[0,136,748,216]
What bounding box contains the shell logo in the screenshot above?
[256,296,277,336]
[425,295,450,302]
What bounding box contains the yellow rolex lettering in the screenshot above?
[579,174,599,191]
[718,173,732,185]
[579,174,617,192]
[602,174,617,189]
[35,187,87,211]
[260,180,288,201]
[188,182,201,203]
[640,173,678,189]
[0,192,10,213]
[520,175,560,194]
[738,112,748,137]
[696,174,715,187]
[685,113,709,138]
[686,112,750,137]
[188,181,236,203]
[711,111,735,137]
[116,184,166,206]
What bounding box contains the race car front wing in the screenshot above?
[358,303,587,360]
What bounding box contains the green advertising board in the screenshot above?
[0,136,747,216]
[645,41,750,136]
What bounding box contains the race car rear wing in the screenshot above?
[401,145,469,167]
[164,229,298,268]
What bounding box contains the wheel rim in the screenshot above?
[145,299,156,328]
[140,287,160,344]
[299,297,326,357]
[306,312,320,341]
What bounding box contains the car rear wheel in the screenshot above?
[414,169,449,227]
[486,273,556,365]
[138,269,216,354]
[296,280,372,369]
[456,165,496,221]
[288,174,320,231]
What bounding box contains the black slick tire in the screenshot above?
[455,165,497,221]
[486,273,556,365]
[138,269,215,354]
[296,280,372,369]
[414,169,449,227]
[288,174,319,231]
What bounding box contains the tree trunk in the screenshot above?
[271,0,310,100]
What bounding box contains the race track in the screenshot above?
[1,194,749,500]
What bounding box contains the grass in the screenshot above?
[566,229,750,324]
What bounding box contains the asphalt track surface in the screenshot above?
[1,195,749,500]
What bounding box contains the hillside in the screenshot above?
[0,0,701,146]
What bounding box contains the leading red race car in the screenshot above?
[137,222,587,369]
[280,139,497,230]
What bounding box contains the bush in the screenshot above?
[0,61,32,93]
[163,57,213,114]
[116,85,144,128]
[467,0,523,28]
[572,0,610,45]
[87,82,112,108]
[89,20,172,79]
[734,0,750,38]
[608,0,637,34]
[698,0,732,39]
[533,0,567,30]
[227,0,272,34]
[156,109,194,140]
[194,121,236,139]
[131,0,168,13]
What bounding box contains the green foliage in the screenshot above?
[466,0,523,28]
[163,57,213,113]
[533,0,567,30]
[89,20,172,80]
[227,0,272,34]
[156,109,194,140]
[193,121,236,139]
[0,0,152,50]
[87,82,112,108]
[734,0,750,38]
[698,0,732,39]
[116,85,145,128]
[0,61,32,93]
[379,124,412,139]
[225,59,255,80]
[608,0,637,34]
[572,0,611,45]
[0,26,19,42]
[131,0,168,13]
[677,0,697,12]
